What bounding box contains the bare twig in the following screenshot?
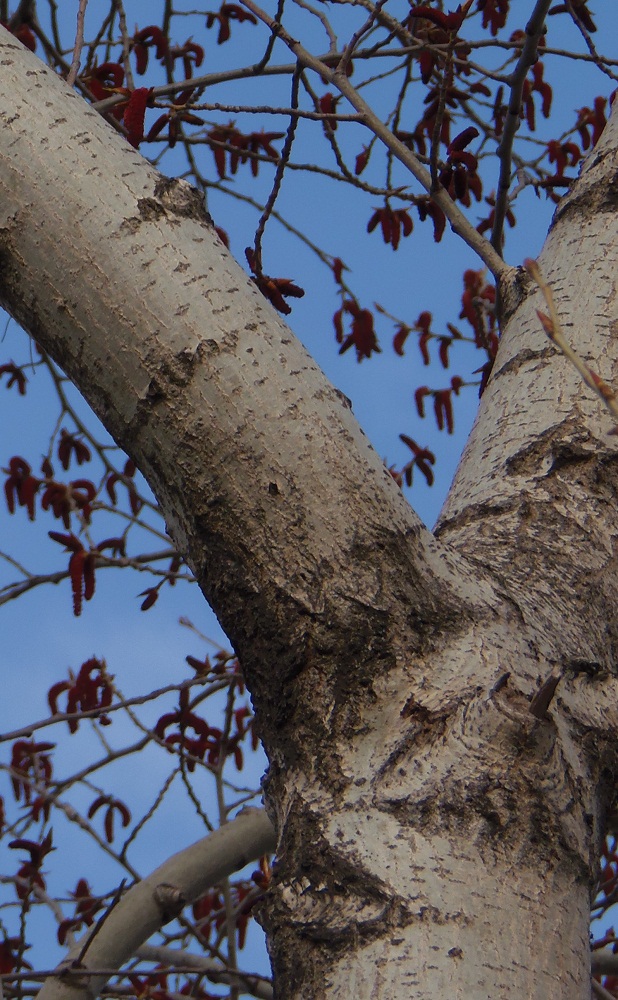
[337,0,387,77]
[564,0,618,83]
[524,258,618,428]
[75,880,127,967]
[490,0,552,254]
[215,683,242,1000]
[65,0,88,88]
[113,0,135,91]
[0,676,222,743]
[253,69,300,277]
[237,0,511,281]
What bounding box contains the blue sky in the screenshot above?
[1,0,617,990]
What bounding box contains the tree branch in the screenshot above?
[0,27,491,720]
[237,0,512,282]
[136,944,273,999]
[490,0,552,253]
[35,808,276,1000]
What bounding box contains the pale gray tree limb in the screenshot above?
[35,808,276,1000]
[136,944,273,999]
[592,951,618,975]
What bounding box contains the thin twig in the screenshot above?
[113,0,135,91]
[490,0,552,254]
[215,683,241,1000]
[524,258,618,429]
[66,0,88,88]
[252,0,286,74]
[0,677,223,743]
[564,0,618,83]
[237,0,511,281]
[75,880,127,968]
[186,102,362,121]
[0,547,184,610]
[337,0,387,77]
[252,68,301,275]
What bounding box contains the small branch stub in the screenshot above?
[154,882,187,923]
[529,669,562,719]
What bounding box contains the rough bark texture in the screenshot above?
[2,28,618,1000]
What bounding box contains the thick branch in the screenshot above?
[35,808,276,1000]
[0,29,493,726]
[436,101,618,711]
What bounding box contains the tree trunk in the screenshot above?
[2,28,618,999]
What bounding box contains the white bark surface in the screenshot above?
[0,30,481,638]
[2,27,618,1000]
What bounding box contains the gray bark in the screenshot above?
[36,809,275,1000]
[1,26,618,999]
